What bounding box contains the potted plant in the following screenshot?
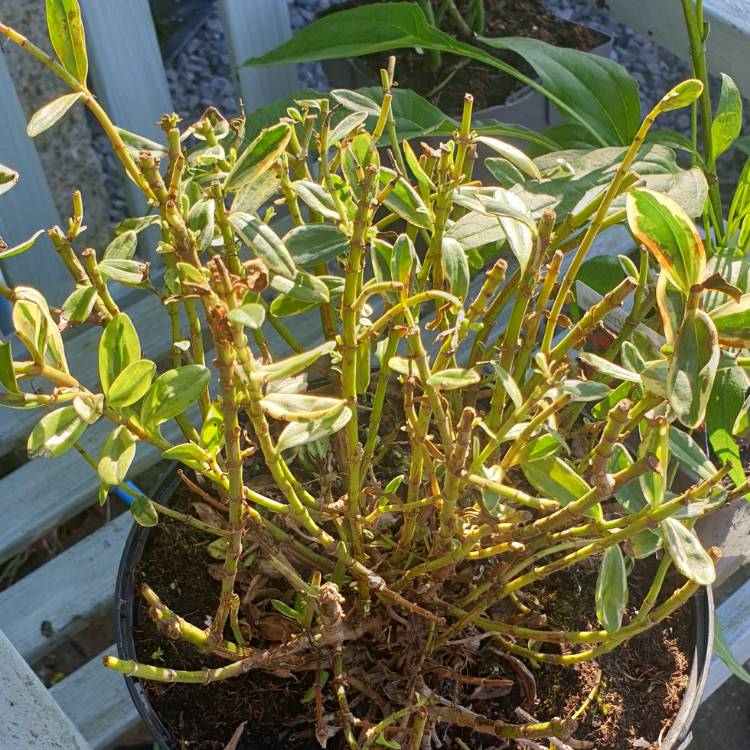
[2,3,749,748]
[244,1,616,144]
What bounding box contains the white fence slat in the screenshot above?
[79,0,173,250]
[0,629,90,750]
[703,576,750,700]
[0,52,69,304]
[603,0,750,98]
[51,646,140,750]
[0,514,131,663]
[218,0,299,111]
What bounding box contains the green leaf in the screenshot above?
[228,303,266,330]
[558,379,611,402]
[328,110,368,145]
[595,544,628,632]
[707,366,748,493]
[13,299,48,364]
[608,442,646,514]
[656,272,685,344]
[592,381,636,421]
[709,293,750,348]
[224,122,291,192]
[231,213,296,278]
[252,341,336,383]
[491,364,523,409]
[513,434,563,465]
[103,230,138,261]
[0,164,19,197]
[27,92,83,137]
[131,495,159,527]
[73,392,103,424]
[714,618,750,686]
[60,286,97,323]
[479,35,641,145]
[331,88,380,116]
[0,229,45,261]
[140,365,211,428]
[485,189,534,271]
[98,259,148,287]
[522,456,592,507]
[712,74,742,158]
[270,599,305,624]
[668,309,719,429]
[668,426,717,482]
[379,167,432,229]
[578,352,640,383]
[283,224,349,269]
[626,188,705,296]
[277,402,351,452]
[269,271,330,304]
[446,211,505,252]
[660,516,715,585]
[188,200,216,253]
[656,79,703,112]
[115,127,167,157]
[0,341,19,393]
[14,287,67,372]
[99,313,140,394]
[476,136,541,179]
[162,442,211,470]
[98,426,136,485]
[518,145,707,222]
[440,237,469,300]
[390,233,417,290]
[261,392,346,422]
[639,418,668,507]
[27,406,86,458]
[200,400,224,455]
[46,0,88,83]
[107,359,156,408]
[290,180,341,221]
[426,368,479,390]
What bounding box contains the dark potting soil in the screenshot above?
[132,481,692,750]
[321,0,608,113]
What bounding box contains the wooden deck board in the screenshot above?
[51,646,139,750]
[0,514,132,664]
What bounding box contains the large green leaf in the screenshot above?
[244,3,635,146]
[522,456,591,506]
[668,309,719,429]
[595,544,628,632]
[224,122,291,192]
[714,618,750,686]
[0,341,19,393]
[480,35,640,146]
[46,0,88,83]
[260,393,346,422]
[626,188,706,296]
[27,406,86,458]
[140,365,211,428]
[27,92,83,137]
[660,516,715,585]
[252,341,336,383]
[99,313,140,394]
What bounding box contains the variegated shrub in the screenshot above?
[0,2,749,747]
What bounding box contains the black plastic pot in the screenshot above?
[114,468,714,750]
